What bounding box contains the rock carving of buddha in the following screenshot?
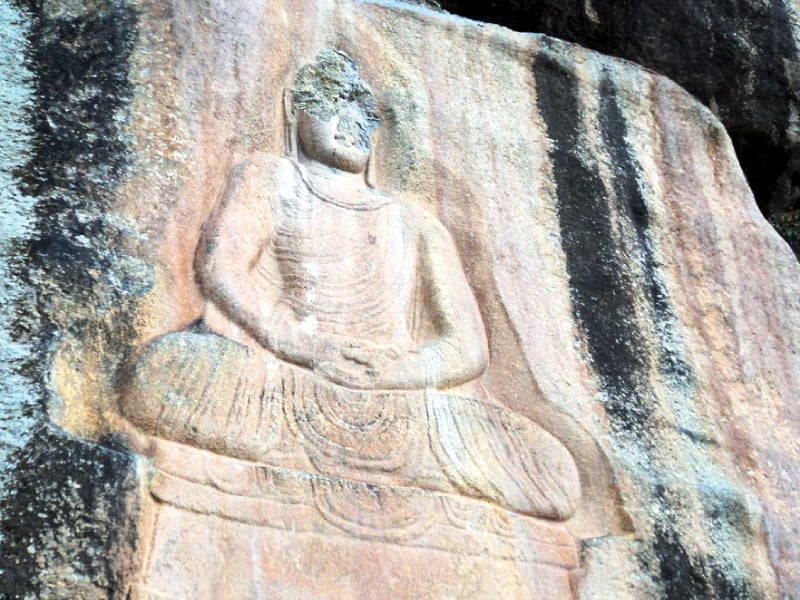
[120,48,580,526]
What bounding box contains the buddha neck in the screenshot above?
[292,154,394,211]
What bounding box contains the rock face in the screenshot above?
[0,0,798,598]
[436,0,800,254]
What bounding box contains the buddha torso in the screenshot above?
[122,155,580,522]
[260,161,417,347]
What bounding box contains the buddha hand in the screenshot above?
[314,340,425,391]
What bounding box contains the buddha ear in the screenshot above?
[365,126,380,188]
[283,90,297,159]
[365,151,376,189]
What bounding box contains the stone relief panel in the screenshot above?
[27,0,792,597]
[119,48,584,598]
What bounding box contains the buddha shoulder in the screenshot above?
[219,155,307,211]
[397,200,457,248]
[226,154,301,188]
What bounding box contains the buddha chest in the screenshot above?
[264,179,417,342]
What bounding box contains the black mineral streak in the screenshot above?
[596,75,694,394]
[0,1,141,597]
[531,51,652,430]
[534,45,758,599]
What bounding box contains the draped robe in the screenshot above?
[121,155,580,521]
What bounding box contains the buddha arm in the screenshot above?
[196,156,332,369]
[411,214,490,388]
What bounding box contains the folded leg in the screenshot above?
[120,331,283,462]
[426,392,580,520]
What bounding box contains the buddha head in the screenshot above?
[288,48,381,174]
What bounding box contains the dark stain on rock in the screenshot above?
[439,0,800,231]
[650,485,758,600]
[597,74,694,392]
[0,425,140,598]
[6,0,149,399]
[532,49,653,430]
[1,1,142,597]
[535,45,762,599]
[15,0,145,320]
[598,75,760,599]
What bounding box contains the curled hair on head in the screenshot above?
[290,48,380,151]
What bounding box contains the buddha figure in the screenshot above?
[120,48,580,530]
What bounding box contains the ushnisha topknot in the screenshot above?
[291,48,380,151]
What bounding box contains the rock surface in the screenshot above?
[0,0,798,598]
[436,0,800,255]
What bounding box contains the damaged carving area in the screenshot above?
[0,1,798,598]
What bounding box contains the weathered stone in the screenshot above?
[0,0,797,598]
[437,0,800,254]
[0,426,140,599]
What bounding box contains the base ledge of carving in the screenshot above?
[143,438,578,569]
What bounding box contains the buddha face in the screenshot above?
[291,49,381,173]
[296,109,372,174]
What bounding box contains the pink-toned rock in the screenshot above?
[120,45,583,598]
[3,0,796,598]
